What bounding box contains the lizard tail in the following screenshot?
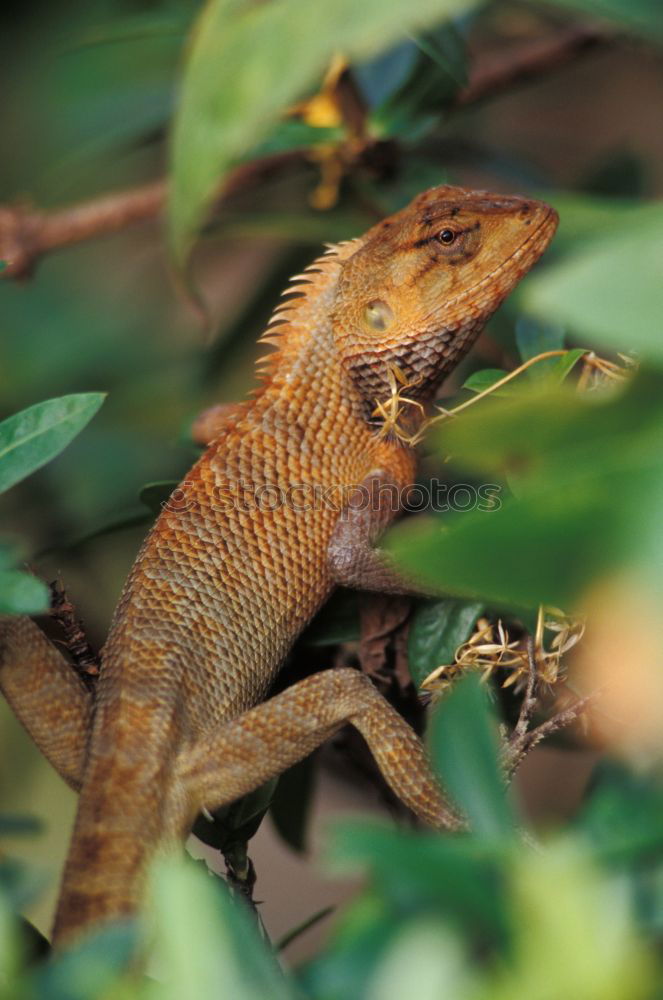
[0,616,90,790]
[51,695,188,948]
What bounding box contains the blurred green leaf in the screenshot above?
[0,570,49,615]
[522,202,663,363]
[372,23,468,139]
[429,674,517,839]
[194,779,278,854]
[515,316,565,375]
[139,480,178,515]
[328,822,509,943]
[28,921,136,1000]
[0,540,23,570]
[545,193,652,249]
[462,368,510,395]
[489,840,656,1000]
[301,589,360,646]
[407,599,482,688]
[365,920,475,1000]
[0,859,46,911]
[389,375,663,609]
[270,755,316,853]
[539,0,663,38]
[0,814,43,837]
[37,13,187,191]
[169,0,480,262]
[0,394,105,495]
[148,855,295,999]
[582,149,648,198]
[299,891,401,999]
[546,347,587,384]
[577,760,663,866]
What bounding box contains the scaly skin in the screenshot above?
[0,186,557,945]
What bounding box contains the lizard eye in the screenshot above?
[363,299,394,333]
[437,228,457,245]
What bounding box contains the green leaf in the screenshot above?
[301,589,360,646]
[0,394,106,495]
[522,202,663,364]
[546,347,587,384]
[28,921,136,1000]
[372,22,468,138]
[168,0,480,263]
[0,858,46,911]
[0,571,49,615]
[193,779,278,853]
[328,822,509,942]
[429,673,517,839]
[577,760,663,866]
[148,856,295,999]
[389,375,663,609]
[539,0,663,38]
[462,368,510,395]
[270,755,316,853]
[407,599,482,688]
[0,814,43,837]
[515,316,565,378]
[139,480,179,515]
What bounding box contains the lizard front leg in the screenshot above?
[0,617,91,790]
[180,667,461,831]
[328,468,437,595]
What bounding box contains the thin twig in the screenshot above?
[506,690,600,779]
[48,579,100,689]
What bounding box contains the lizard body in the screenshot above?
[0,185,557,945]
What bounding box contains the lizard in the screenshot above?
[0,184,558,947]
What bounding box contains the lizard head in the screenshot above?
[332,184,558,423]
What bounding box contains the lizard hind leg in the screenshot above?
[179,667,461,832]
[0,616,92,791]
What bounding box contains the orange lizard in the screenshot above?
[0,185,557,945]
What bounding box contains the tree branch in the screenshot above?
[455,24,605,107]
[0,25,607,281]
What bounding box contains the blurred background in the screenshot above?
[1,0,662,972]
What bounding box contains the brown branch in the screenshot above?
[505,689,601,779]
[0,25,608,281]
[455,24,607,107]
[0,150,302,280]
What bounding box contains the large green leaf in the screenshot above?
[168,0,480,262]
[407,599,482,688]
[0,394,105,495]
[388,375,663,609]
[0,571,49,615]
[328,821,509,942]
[522,202,663,364]
[576,760,663,866]
[28,922,136,1000]
[148,856,295,999]
[270,756,316,853]
[429,673,517,839]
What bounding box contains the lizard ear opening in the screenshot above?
[363,299,394,333]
